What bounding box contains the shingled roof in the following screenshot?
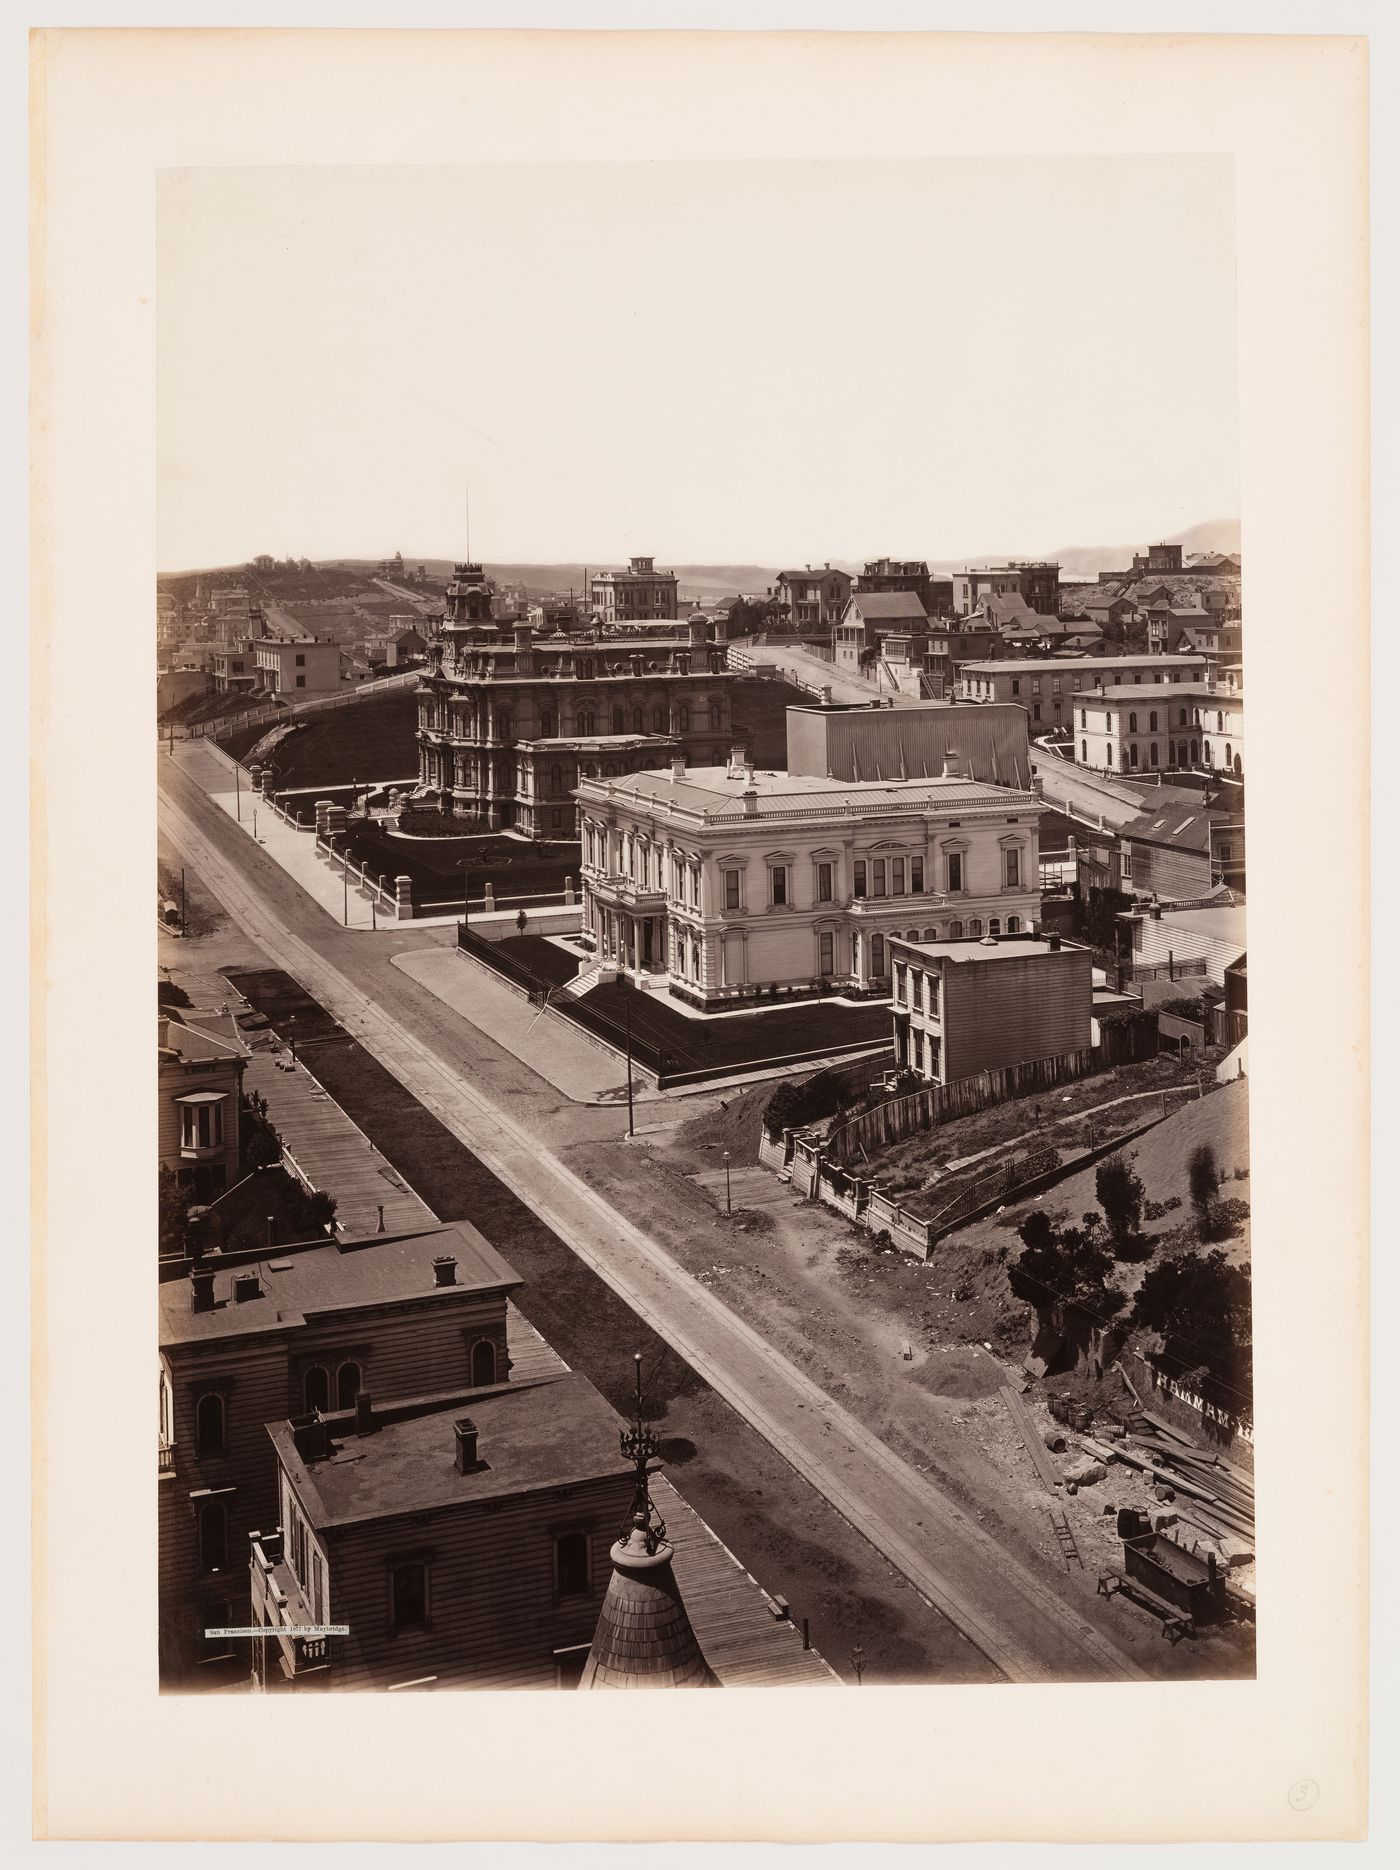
[579,1513,717,1690]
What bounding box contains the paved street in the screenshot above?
[159,753,1149,1683]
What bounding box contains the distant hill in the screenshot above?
[161,522,1240,595]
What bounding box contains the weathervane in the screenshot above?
[618,1351,668,1552]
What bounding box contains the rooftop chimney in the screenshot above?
[432,1254,458,1287]
[232,1271,262,1304]
[355,1391,374,1436]
[190,1266,216,1314]
[670,755,686,782]
[292,1414,329,1463]
[741,785,759,818]
[454,1417,480,1473]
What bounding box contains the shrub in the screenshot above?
[1132,1248,1252,1421]
[1188,1142,1220,1237]
[1159,996,1206,1020]
[1096,1154,1146,1253]
[158,979,192,1009]
[762,1068,846,1140]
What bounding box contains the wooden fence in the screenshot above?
[824,1048,1098,1165]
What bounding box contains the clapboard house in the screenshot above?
[157,1221,522,1688]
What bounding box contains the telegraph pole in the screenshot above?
[624,990,635,1139]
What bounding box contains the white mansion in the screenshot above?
[574,750,1043,1006]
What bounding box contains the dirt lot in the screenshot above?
[587,1078,1256,1679]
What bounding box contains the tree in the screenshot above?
[515,908,528,936]
[1131,1248,1252,1420]
[1188,1144,1220,1237]
[1096,1154,1146,1254]
[1009,1210,1128,1320]
[159,1166,194,1261]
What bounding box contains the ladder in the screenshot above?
[1048,1507,1084,1570]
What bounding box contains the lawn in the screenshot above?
[338,822,580,906]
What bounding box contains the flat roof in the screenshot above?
[1122,904,1248,945]
[272,1372,629,1527]
[160,1221,522,1348]
[890,936,1087,965]
[1080,682,1223,702]
[581,765,1035,821]
[959,655,1207,676]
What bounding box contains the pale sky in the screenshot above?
[157,157,1239,570]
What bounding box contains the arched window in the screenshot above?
[948,920,963,939]
[612,706,625,734]
[1120,747,1129,771]
[871,934,885,978]
[1190,739,1199,763]
[1105,741,1114,767]
[652,704,667,733]
[577,709,596,735]
[989,917,1001,936]
[1081,739,1088,762]
[303,1365,330,1415]
[923,926,938,940]
[1233,754,1242,777]
[632,707,644,735]
[198,1500,227,1573]
[1179,708,1188,727]
[471,1339,497,1387]
[709,703,723,732]
[1129,744,1139,767]
[336,1361,362,1410]
[1204,743,1213,764]
[195,1393,225,1459]
[1007,915,1020,933]
[677,705,691,733]
[1217,711,1225,731]
[1225,743,1232,767]
[496,711,512,740]
[967,917,982,937]
[1192,709,1201,727]
[1080,709,1087,728]
[539,709,554,737]
[1150,743,1159,767]
[1128,711,1138,733]
[550,763,563,794]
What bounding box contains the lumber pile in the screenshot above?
[1072,1415,1255,1552]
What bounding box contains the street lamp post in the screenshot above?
[235,761,241,822]
[288,1014,297,1063]
[851,1644,866,1687]
[461,859,470,932]
[723,1149,732,1215]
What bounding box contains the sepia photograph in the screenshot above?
[29,16,1373,1846]
[154,153,1254,1695]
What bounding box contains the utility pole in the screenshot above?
[624,990,635,1139]
[461,858,470,931]
[180,867,187,934]
[288,1015,297,1063]
[723,1149,732,1215]
[342,855,349,927]
[235,761,241,822]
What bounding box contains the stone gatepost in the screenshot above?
[395,874,413,919]
[484,883,496,912]
[564,875,575,906]
[314,799,334,837]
